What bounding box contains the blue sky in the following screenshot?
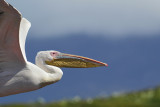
[1,0,160,103]
[6,0,160,37]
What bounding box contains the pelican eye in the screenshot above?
[50,52,58,57]
[52,52,57,55]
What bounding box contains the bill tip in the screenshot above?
[105,63,108,67]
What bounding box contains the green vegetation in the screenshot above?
[1,87,160,107]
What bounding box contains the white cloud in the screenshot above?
[6,0,160,38]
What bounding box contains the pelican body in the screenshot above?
[0,0,107,97]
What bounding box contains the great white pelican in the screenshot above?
[0,0,108,97]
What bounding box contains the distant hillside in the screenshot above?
[1,87,160,107]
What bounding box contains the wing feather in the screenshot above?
[19,18,31,61]
[0,1,30,72]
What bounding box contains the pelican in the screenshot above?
[0,0,108,97]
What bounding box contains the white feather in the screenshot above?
[19,18,31,61]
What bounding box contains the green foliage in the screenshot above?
[2,87,160,107]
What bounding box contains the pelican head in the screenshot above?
[36,50,107,69]
[35,50,107,88]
